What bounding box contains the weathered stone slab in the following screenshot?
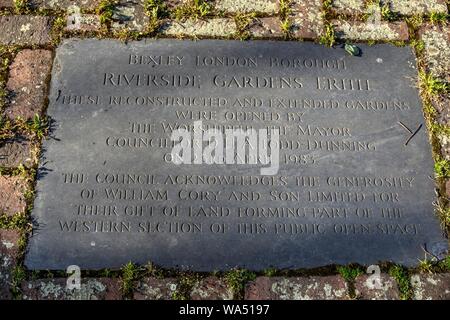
[26,39,447,271]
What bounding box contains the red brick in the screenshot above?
[387,0,448,16]
[432,95,450,126]
[111,0,149,32]
[431,95,450,160]
[411,274,450,300]
[354,274,400,300]
[22,278,122,300]
[245,276,348,300]
[0,229,21,299]
[334,20,409,41]
[290,0,324,39]
[165,0,184,10]
[190,276,233,300]
[31,0,102,11]
[65,14,101,33]
[0,175,28,217]
[5,49,53,121]
[331,0,367,16]
[0,136,34,168]
[0,0,13,8]
[419,24,450,82]
[0,16,52,46]
[215,0,279,14]
[133,277,178,300]
[248,17,284,39]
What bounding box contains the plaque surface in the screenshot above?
[25,39,447,270]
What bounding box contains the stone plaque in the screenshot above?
[26,39,447,270]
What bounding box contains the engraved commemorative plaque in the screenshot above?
[25,39,447,270]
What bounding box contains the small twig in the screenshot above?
[397,121,413,133]
[405,124,422,146]
[421,244,439,261]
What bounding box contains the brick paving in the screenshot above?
[0,229,21,299]
[5,49,53,120]
[354,274,400,300]
[0,16,52,46]
[0,136,35,168]
[333,21,409,41]
[0,0,448,300]
[133,277,178,300]
[190,277,234,300]
[387,0,448,16]
[245,276,349,300]
[411,274,450,300]
[215,0,279,14]
[0,175,28,217]
[161,18,238,38]
[0,0,13,9]
[21,278,122,300]
[419,24,450,82]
